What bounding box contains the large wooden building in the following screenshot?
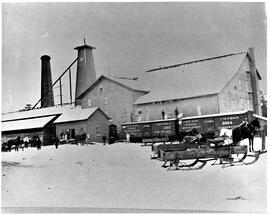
[76,75,148,126]
[75,48,263,128]
[2,44,264,141]
[133,50,262,120]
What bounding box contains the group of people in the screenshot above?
[161,107,180,120]
[2,136,42,152]
[2,133,111,152]
[59,133,108,146]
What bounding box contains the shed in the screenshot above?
[54,107,110,143]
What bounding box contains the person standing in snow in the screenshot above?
[54,136,59,149]
[126,133,130,144]
[102,135,107,145]
[36,136,42,150]
[86,134,91,145]
[81,133,87,146]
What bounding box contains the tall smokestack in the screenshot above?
[248,47,262,115]
[74,43,96,103]
[40,55,54,108]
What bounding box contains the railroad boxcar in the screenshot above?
[121,118,179,143]
[179,110,254,139]
[121,110,263,143]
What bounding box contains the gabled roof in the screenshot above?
[2,115,57,132]
[134,52,260,104]
[54,107,110,123]
[2,106,110,127]
[2,106,65,122]
[77,75,149,100]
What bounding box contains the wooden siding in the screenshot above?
[219,56,255,113]
[87,109,109,142]
[55,109,109,143]
[80,78,146,126]
[134,94,219,121]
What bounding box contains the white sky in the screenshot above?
[1,2,267,113]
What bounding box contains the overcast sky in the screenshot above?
[2,2,267,113]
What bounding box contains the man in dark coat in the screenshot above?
[161,110,165,119]
[7,140,12,152]
[54,136,59,149]
[175,107,179,118]
[15,136,20,151]
[36,136,42,150]
[102,135,107,145]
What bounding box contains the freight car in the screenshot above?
[121,110,259,143]
[178,110,254,139]
[121,118,179,143]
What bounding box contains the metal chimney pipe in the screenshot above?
[248,47,261,115]
[74,43,97,103]
[40,55,55,108]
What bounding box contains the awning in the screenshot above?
[1,115,57,132]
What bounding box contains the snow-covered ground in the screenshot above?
[1,138,268,213]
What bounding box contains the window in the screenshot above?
[104,97,108,105]
[87,99,92,107]
[197,105,202,116]
[96,125,102,136]
[122,107,127,115]
[223,98,227,108]
[231,98,235,111]
[246,98,250,110]
[99,86,103,93]
[119,107,127,119]
[240,98,244,110]
[245,80,249,91]
[238,80,242,91]
[79,127,84,132]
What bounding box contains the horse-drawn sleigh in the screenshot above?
[151,117,266,170]
[121,110,266,170]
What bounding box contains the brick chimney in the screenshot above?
[248,47,262,115]
[74,43,97,103]
[40,55,54,108]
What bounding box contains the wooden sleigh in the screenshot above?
[151,142,266,171]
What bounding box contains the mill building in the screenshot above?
[2,42,264,143]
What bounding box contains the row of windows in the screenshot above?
[224,95,251,111]
[239,98,251,110]
[236,79,249,91]
[229,98,251,110]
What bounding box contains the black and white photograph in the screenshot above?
[1,2,268,213]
